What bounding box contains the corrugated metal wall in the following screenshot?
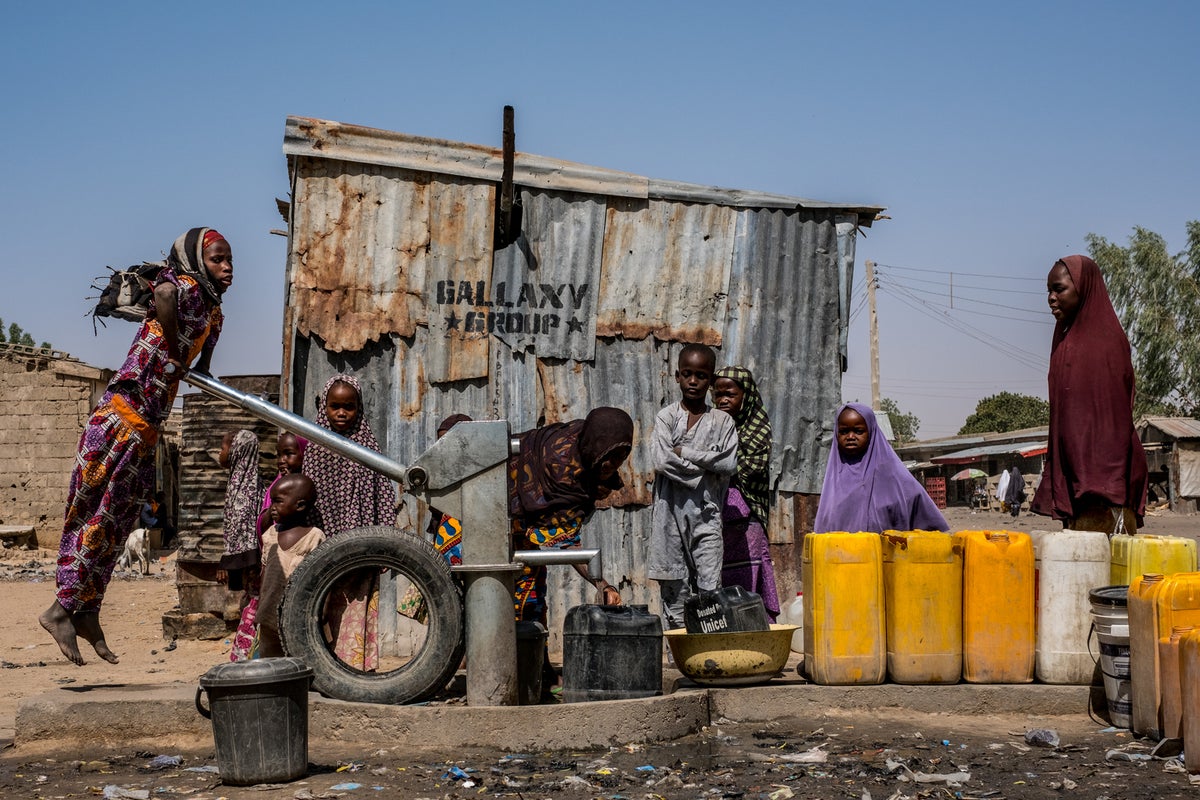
[280,118,878,652]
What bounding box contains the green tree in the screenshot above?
[879,397,920,443]
[958,391,1049,435]
[1087,221,1200,417]
[0,318,50,350]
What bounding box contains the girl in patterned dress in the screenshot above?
[41,228,231,665]
[302,374,397,671]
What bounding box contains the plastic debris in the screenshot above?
[776,746,828,764]
[443,766,471,781]
[145,754,183,770]
[184,765,220,773]
[102,787,150,800]
[886,758,970,787]
[636,765,656,772]
[768,786,795,800]
[1104,749,1153,762]
[329,782,362,790]
[1024,729,1060,748]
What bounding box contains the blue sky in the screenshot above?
[2,2,1197,437]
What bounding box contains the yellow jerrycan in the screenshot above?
[881,530,962,684]
[955,530,1034,683]
[802,532,885,686]
[1110,534,1197,585]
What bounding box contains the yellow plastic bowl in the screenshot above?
[665,624,797,686]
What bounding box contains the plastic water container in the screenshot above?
[956,530,1034,684]
[802,532,885,686]
[684,585,771,634]
[1155,571,1200,638]
[562,604,663,702]
[1089,585,1131,729]
[515,621,547,705]
[1129,573,1167,738]
[1030,529,1110,684]
[1110,534,1197,585]
[881,530,962,684]
[1181,629,1200,773]
[196,657,313,786]
[780,592,804,653]
[1158,625,1194,740]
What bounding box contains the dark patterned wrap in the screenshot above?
[715,366,773,525]
[509,407,634,530]
[302,374,397,536]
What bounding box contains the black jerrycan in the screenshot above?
[684,585,771,634]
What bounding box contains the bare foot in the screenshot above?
[39,601,85,666]
[73,612,119,664]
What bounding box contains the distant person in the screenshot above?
[302,374,397,671]
[712,366,780,622]
[1032,255,1148,534]
[1004,466,1025,518]
[219,429,264,662]
[814,403,949,534]
[41,227,231,666]
[648,344,738,629]
[219,430,263,591]
[256,475,325,658]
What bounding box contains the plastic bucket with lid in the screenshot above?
[197,657,313,785]
[1089,585,1131,729]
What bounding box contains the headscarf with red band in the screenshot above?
[167,227,226,306]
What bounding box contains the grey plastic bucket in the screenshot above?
[1089,585,1131,729]
[197,657,313,785]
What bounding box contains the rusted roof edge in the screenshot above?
[283,116,648,199]
[283,117,887,221]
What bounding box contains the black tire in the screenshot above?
[279,526,464,704]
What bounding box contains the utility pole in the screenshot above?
[866,259,881,410]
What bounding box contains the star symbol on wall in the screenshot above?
[566,317,584,333]
[444,312,461,331]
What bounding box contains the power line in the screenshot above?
[873,268,1048,297]
[876,276,1052,321]
[878,281,1050,369]
[875,262,1046,283]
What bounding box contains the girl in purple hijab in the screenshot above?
[814,403,949,533]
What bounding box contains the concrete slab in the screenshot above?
[15,674,1098,756]
[707,681,1092,722]
[16,685,710,753]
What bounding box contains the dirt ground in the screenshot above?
[1,507,1198,797]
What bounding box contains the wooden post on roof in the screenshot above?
[866,259,881,410]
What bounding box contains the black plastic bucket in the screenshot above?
[196,657,313,785]
[562,604,663,702]
[515,621,548,705]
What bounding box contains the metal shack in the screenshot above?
[279,116,883,646]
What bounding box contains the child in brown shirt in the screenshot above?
[256,474,325,658]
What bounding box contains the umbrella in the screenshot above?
[950,468,987,481]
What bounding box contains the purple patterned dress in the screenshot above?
[55,268,222,612]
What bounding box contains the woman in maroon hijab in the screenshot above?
[1031,255,1148,534]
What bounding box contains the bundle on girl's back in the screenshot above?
[683,585,771,634]
[89,261,167,331]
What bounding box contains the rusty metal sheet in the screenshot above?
[423,176,496,383]
[596,199,736,344]
[284,117,649,199]
[289,158,495,372]
[721,207,850,495]
[490,189,605,361]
